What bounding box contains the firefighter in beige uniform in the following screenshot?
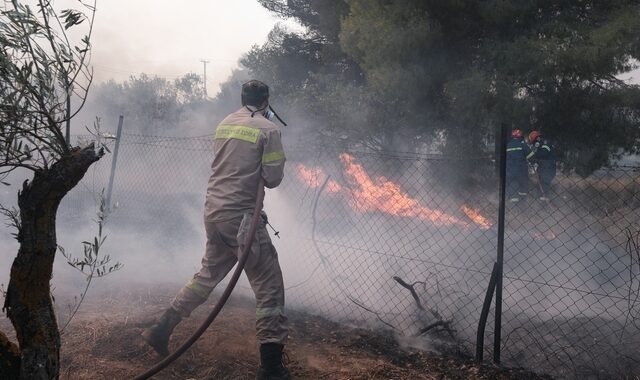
[142,80,291,380]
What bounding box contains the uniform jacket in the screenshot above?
[204,107,286,222]
[531,138,556,179]
[506,137,532,176]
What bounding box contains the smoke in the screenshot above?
[0,61,250,311]
[0,2,637,378]
[258,143,640,377]
[1,60,639,379]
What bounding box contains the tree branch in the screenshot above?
[10,0,69,154]
[393,276,425,311]
[393,275,456,339]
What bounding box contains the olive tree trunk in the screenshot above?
[1,145,102,379]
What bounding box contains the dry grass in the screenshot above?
[5,285,551,380]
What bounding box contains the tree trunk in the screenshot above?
[0,331,20,378]
[2,145,102,379]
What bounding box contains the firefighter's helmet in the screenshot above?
[528,131,541,143]
[511,129,523,138]
[241,80,269,107]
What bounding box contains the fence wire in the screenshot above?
[59,133,640,379]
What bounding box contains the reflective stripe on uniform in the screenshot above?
[506,147,522,152]
[215,125,260,143]
[262,150,285,163]
[185,279,211,299]
[542,145,551,151]
[256,306,284,319]
[526,151,535,159]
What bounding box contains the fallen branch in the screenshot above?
[393,276,444,320]
[393,276,425,311]
[393,275,456,339]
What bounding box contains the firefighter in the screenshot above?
[528,130,556,201]
[142,80,290,380]
[506,129,532,202]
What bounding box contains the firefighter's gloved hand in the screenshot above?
[260,211,268,224]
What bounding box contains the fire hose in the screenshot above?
[133,179,266,380]
[530,163,547,199]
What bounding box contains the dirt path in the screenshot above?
[5,286,550,379]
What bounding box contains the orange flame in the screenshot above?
[296,164,323,187]
[326,180,343,193]
[295,164,342,193]
[460,205,493,230]
[339,154,468,227]
[295,157,495,230]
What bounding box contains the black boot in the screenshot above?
[257,343,291,380]
[141,307,182,356]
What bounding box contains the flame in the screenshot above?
[460,205,493,230]
[326,180,343,193]
[295,164,342,193]
[296,164,323,187]
[295,157,495,230]
[339,154,468,227]
[295,157,559,241]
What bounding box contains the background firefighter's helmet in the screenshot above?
[241,80,270,107]
[511,129,523,138]
[528,130,541,143]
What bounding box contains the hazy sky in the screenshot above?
[78,1,640,90]
[16,0,640,91]
[80,0,285,93]
[619,67,640,84]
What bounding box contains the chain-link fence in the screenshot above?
[59,132,640,379]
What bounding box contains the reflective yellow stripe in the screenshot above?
[256,306,284,319]
[215,125,260,143]
[526,151,535,159]
[506,147,522,152]
[262,150,285,163]
[542,145,551,151]
[185,279,211,299]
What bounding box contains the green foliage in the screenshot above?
[0,3,105,372]
[243,26,325,97]
[175,72,206,103]
[237,0,640,175]
[340,1,640,169]
[88,73,212,133]
[257,0,349,43]
[60,9,85,30]
[0,0,95,179]
[81,117,116,154]
[58,190,122,333]
[209,68,251,116]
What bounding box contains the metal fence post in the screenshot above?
[493,122,508,364]
[105,115,124,216]
[475,262,499,362]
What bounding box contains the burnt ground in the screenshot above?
[3,286,551,379]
